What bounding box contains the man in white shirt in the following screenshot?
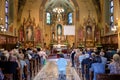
[56,54,67,80]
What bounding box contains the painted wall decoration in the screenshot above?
[35,26,41,43]
[94,26,100,42]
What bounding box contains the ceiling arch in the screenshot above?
[45,0,77,13]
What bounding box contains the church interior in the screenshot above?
[0,0,120,80]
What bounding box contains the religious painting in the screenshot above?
[86,26,92,40]
[35,26,41,43]
[57,24,62,36]
[26,25,34,41]
[18,26,24,42]
[94,26,100,42]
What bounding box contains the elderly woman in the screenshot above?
[108,54,120,74]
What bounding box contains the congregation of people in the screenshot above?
[0,46,120,80]
[70,47,120,80]
[0,47,49,80]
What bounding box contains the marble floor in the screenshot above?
[33,59,81,80]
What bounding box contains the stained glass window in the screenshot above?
[110,0,114,28]
[46,12,51,24]
[68,13,72,24]
[5,0,9,30]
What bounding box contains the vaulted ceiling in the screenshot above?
[45,0,74,13]
[18,0,101,21]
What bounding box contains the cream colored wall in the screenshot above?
[116,0,120,49]
[21,0,42,24]
[0,0,5,24]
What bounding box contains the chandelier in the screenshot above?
[53,7,64,14]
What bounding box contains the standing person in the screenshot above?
[37,48,47,66]
[70,49,76,67]
[56,54,67,80]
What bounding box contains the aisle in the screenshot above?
[33,59,81,80]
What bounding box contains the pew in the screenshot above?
[29,59,34,79]
[0,61,19,80]
[24,65,30,80]
[97,73,120,80]
[0,57,41,80]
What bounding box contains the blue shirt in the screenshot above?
[56,58,67,75]
[90,63,105,80]
[101,56,107,65]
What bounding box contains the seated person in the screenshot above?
[81,53,95,80]
[108,54,120,74]
[100,51,107,65]
[90,52,105,80]
[56,54,67,80]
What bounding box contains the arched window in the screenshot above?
[46,12,51,24]
[110,0,114,30]
[5,0,9,30]
[68,12,72,24]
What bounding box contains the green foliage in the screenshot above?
[78,43,84,48]
[96,43,102,47]
[36,43,41,48]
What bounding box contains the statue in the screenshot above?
[26,26,33,41]
[57,24,62,35]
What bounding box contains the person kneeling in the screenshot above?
[56,54,67,80]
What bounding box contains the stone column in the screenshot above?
[117,0,120,49]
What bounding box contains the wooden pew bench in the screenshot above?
[97,73,120,80]
[0,61,19,80]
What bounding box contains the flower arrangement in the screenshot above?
[96,43,102,47]
[78,43,84,48]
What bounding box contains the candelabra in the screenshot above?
[0,18,6,32]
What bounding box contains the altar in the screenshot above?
[52,44,68,55]
[53,44,67,51]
